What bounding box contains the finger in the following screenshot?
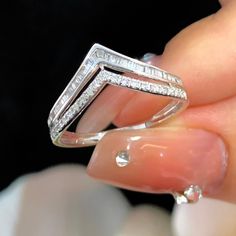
[114,1,236,126]
[118,205,172,236]
[7,165,130,235]
[87,95,236,203]
[219,0,234,6]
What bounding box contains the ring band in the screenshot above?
[48,43,188,147]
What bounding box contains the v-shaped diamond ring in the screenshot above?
[48,44,188,147]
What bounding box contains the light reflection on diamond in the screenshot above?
[115,150,130,167]
[184,185,203,203]
[173,192,188,205]
[173,185,203,205]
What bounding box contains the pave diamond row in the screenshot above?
[104,71,186,99]
[50,70,187,140]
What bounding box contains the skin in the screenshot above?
[87,0,236,203]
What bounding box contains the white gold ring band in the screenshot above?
[48,43,188,147]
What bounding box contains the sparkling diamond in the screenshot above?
[126,79,131,87]
[168,86,178,97]
[80,97,87,106]
[173,185,203,204]
[161,86,168,95]
[131,81,139,89]
[66,109,74,118]
[173,76,181,84]
[71,83,77,90]
[174,88,180,97]
[121,79,128,86]
[162,72,168,79]
[63,114,71,123]
[154,69,162,78]
[167,74,173,82]
[80,62,92,75]
[54,104,61,114]
[61,94,69,103]
[150,84,158,93]
[53,121,63,133]
[72,103,79,111]
[107,75,115,83]
[115,150,130,167]
[85,59,94,67]
[87,87,94,97]
[135,64,144,72]
[127,61,135,70]
[47,117,52,127]
[112,75,122,85]
[75,77,81,84]
[51,131,58,140]
[181,91,187,99]
[109,55,117,63]
[80,65,86,74]
[96,49,105,58]
[120,59,128,67]
[141,83,150,91]
[173,192,188,205]
[145,66,151,74]
[184,185,203,203]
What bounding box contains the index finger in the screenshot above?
[114,1,236,126]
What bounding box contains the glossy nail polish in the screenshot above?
[87,128,228,196]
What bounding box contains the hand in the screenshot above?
[87,0,236,204]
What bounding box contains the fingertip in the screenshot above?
[219,0,234,7]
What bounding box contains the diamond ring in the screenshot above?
[48,44,189,147]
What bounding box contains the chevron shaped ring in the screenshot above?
[48,44,188,147]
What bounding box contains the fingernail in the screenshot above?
[87,128,228,196]
[140,53,157,63]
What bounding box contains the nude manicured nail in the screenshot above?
[87,128,228,196]
[140,53,156,63]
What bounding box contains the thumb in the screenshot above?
[114,0,236,125]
